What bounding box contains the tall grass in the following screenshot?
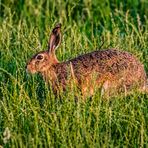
[0,0,148,147]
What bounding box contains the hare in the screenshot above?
[26,23,147,97]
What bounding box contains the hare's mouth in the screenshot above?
[26,65,37,74]
[27,69,36,74]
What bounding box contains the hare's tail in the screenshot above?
[142,79,148,94]
[146,78,148,93]
[137,77,148,94]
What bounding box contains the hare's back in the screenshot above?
[70,49,146,79]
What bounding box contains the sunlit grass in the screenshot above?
[0,0,148,147]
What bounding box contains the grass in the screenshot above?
[0,0,148,147]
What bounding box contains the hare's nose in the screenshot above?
[25,64,30,73]
[25,64,28,70]
[25,65,28,73]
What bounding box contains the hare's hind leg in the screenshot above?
[138,84,148,94]
[101,80,110,96]
[100,80,116,98]
[100,80,128,97]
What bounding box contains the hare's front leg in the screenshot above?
[80,77,95,99]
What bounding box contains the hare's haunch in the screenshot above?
[26,24,147,97]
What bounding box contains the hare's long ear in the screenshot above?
[48,23,61,54]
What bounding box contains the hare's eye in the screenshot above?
[36,55,44,60]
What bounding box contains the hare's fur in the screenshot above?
[26,24,147,97]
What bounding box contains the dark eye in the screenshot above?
[36,55,43,60]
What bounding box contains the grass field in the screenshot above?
[0,0,148,147]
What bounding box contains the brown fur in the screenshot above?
[26,24,147,97]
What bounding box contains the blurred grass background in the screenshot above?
[0,0,148,147]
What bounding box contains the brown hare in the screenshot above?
[26,23,147,97]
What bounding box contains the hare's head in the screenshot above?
[26,23,61,74]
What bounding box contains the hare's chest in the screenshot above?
[46,66,68,90]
